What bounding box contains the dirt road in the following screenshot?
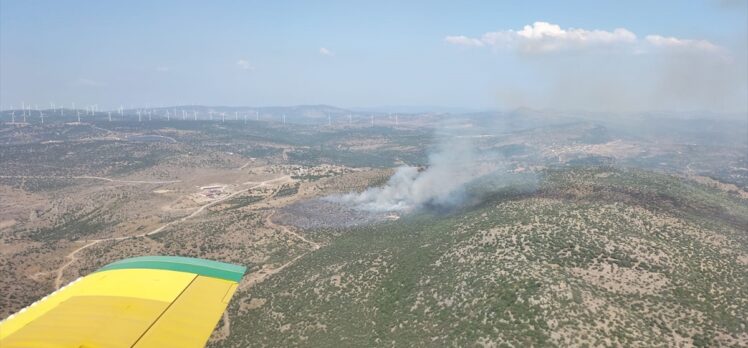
[53,176,291,289]
[265,211,320,250]
[0,175,181,185]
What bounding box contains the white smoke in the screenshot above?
[328,138,488,212]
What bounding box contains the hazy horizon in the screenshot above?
[2,0,746,113]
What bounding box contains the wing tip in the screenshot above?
[97,256,247,282]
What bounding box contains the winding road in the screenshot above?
[53,175,291,289]
[48,172,320,344]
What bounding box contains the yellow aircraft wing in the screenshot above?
[0,256,246,348]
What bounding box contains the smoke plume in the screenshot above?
[328,137,499,212]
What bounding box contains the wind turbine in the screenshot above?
[76,110,81,123]
[11,110,15,123]
[138,110,142,122]
[194,110,197,121]
[282,114,286,124]
[371,115,374,127]
[108,111,112,122]
[166,110,170,121]
[40,110,44,124]
[235,111,238,121]
[256,111,259,121]
[328,113,331,126]
[395,113,398,126]
[221,112,225,122]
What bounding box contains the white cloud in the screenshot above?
[446,21,636,53]
[445,35,485,47]
[319,47,334,56]
[236,59,254,71]
[645,35,723,52]
[445,21,743,112]
[445,21,723,55]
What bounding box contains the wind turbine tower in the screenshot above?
[283,114,286,124]
[77,110,81,123]
[108,111,112,122]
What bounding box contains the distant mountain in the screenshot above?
[350,105,488,114]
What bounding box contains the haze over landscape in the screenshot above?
[1,1,747,347]
[2,0,747,113]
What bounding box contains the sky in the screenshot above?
[1,0,746,112]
